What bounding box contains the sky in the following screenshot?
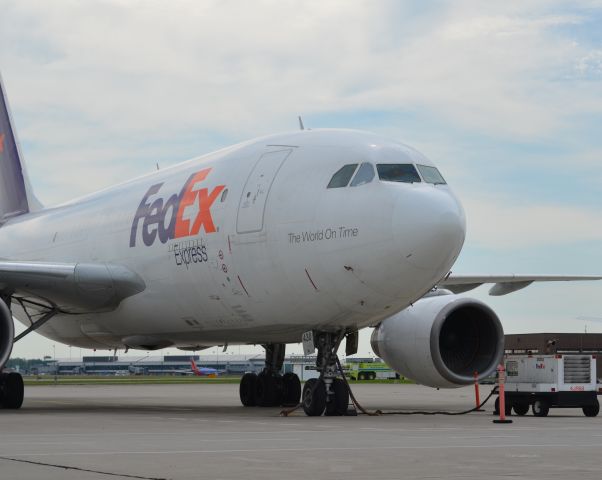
[0,0,601,360]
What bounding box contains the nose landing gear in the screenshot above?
[302,332,350,416]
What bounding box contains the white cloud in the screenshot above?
[463,193,602,249]
[576,49,602,75]
[2,1,600,139]
[0,0,598,207]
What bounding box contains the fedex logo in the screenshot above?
[130,168,225,247]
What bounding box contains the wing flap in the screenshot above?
[440,274,602,296]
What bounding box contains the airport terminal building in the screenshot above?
[29,354,376,379]
[24,333,602,378]
[33,354,271,376]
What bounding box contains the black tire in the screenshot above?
[358,372,365,381]
[583,400,600,417]
[282,373,301,406]
[494,396,512,416]
[302,378,326,416]
[325,378,349,416]
[1,373,24,409]
[532,399,549,417]
[255,373,283,407]
[513,403,529,416]
[368,372,376,380]
[239,373,257,407]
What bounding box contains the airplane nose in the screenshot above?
[393,188,466,272]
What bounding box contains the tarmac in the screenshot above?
[1,382,601,480]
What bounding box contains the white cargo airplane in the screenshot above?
[0,73,600,415]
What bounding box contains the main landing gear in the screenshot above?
[301,332,350,416]
[239,343,301,408]
[0,372,24,409]
[0,298,57,410]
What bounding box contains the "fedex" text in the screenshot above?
[130,168,225,247]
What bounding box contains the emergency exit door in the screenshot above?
[236,149,291,234]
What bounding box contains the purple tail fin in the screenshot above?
[0,72,41,222]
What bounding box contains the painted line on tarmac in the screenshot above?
[0,441,77,446]
[1,429,357,438]
[4,425,600,440]
[5,442,602,457]
[358,425,602,432]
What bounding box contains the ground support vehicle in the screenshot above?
[494,354,599,417]
[347,362,398,381]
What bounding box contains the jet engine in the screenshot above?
[371,294,504,388]
[0,300,14,369]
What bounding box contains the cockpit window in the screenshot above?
[417,165,446,185]
[377,164,421,183]
[350,162,375,187]
[327,164,358,188]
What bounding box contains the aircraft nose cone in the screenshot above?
[393,188,466,272]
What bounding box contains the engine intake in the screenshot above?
[371,294,504,388]
[0,300,14,369]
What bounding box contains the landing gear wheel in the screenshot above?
[255,373,283,407]
[282,373,301,406]
[494,397,512,416]
[239,373,258,407]
[532,399,549,417]
[583,400,600,417]
[325,378,349,416]
[513,403,529,416]
[302,378,326,416]
[0,372,24,409]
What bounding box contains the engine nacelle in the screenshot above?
[0,300,14,370]
[371,294,504,388]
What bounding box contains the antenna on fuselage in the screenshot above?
[298,116,305,131]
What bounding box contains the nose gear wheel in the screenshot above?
[302,378,326,416]
[325,378,349,416]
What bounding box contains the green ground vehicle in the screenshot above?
[347,362,398,380]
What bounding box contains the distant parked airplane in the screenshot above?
[190,358,219,377]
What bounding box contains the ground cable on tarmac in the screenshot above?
[335,356,498,416]
[279,358,498,416]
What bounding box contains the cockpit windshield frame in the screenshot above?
[376,164,422,184]
[327,164,358,189]
[350,162,375,187]
[417,164,446,185]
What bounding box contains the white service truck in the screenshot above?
[496,354,600,417]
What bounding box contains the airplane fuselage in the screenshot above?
[0,129,466,350]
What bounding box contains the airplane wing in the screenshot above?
[439,274,602,296]
[0,260,145,313]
